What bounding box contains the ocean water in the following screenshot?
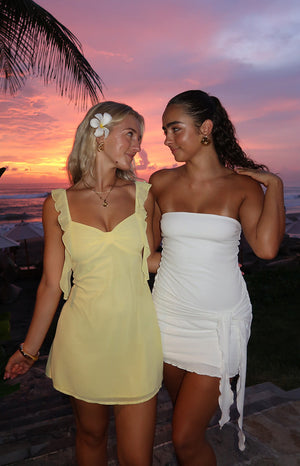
[283,186,300,214]
[0,183,68,235]
[0,182,300,235]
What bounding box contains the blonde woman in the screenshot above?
[5,101,163,466]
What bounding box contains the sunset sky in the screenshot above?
[0,0,299,186]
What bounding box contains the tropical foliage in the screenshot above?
[0,0,104,108]
[0,313,20,397]
[0,168,6,178]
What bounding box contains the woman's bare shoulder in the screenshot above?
[43,193,56,212]
[230,170,264,196]
[42,195,61,231]
[149,167,180,186]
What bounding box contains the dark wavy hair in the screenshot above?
[167,90,267,170]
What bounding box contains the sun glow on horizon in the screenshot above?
[0,0,299,187]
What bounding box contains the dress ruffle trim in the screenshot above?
[51,189,72,300]
[135,181,151,283]
[217,314,247,451]
[51,184,151,296]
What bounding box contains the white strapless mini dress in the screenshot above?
[152,212,252,450]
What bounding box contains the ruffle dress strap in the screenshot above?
[135,181,151,283]
[51,189,72,300]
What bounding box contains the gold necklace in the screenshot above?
[93,179,117,207]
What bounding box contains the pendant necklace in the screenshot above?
[93,179,117,207]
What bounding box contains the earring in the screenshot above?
[201,135,211,146]
[97,142,104,152]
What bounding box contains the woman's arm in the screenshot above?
[4,196,65,380]
[237,169,285,259]
[149,172,163,251]
[152,199,162,251]
[144,188,161,274]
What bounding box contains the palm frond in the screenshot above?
[0,167,7,178]
[0,0,104,109]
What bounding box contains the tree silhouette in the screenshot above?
[0,0,104,109]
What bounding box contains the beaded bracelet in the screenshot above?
[19,343,40,362]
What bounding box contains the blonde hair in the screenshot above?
[67,101,145,185]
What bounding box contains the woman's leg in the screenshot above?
[71,397,110,466]
[114,395,157,466]
[163,362,186,404]
[164,363,220,466]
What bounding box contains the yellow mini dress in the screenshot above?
[46,181,163,404]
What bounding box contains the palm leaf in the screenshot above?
[0,0,104,108]
[0,167,7,178]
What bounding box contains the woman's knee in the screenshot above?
[172,420,205,456]
[172,426,189,453]
[76,422,108,447]
[71,398,109,447]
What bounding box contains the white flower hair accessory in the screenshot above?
[90,113,112,138]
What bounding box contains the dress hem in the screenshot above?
[48,377,162,405]
[163,358,238,379]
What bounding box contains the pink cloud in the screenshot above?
[1,0,299,187]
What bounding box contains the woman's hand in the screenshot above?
[4,350,35,380]
[148,251,162,274]
[235,168,283,189]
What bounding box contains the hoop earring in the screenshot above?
[97,142,104,152]
[201,135,211,146]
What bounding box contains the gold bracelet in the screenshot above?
[19,343,40,362]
